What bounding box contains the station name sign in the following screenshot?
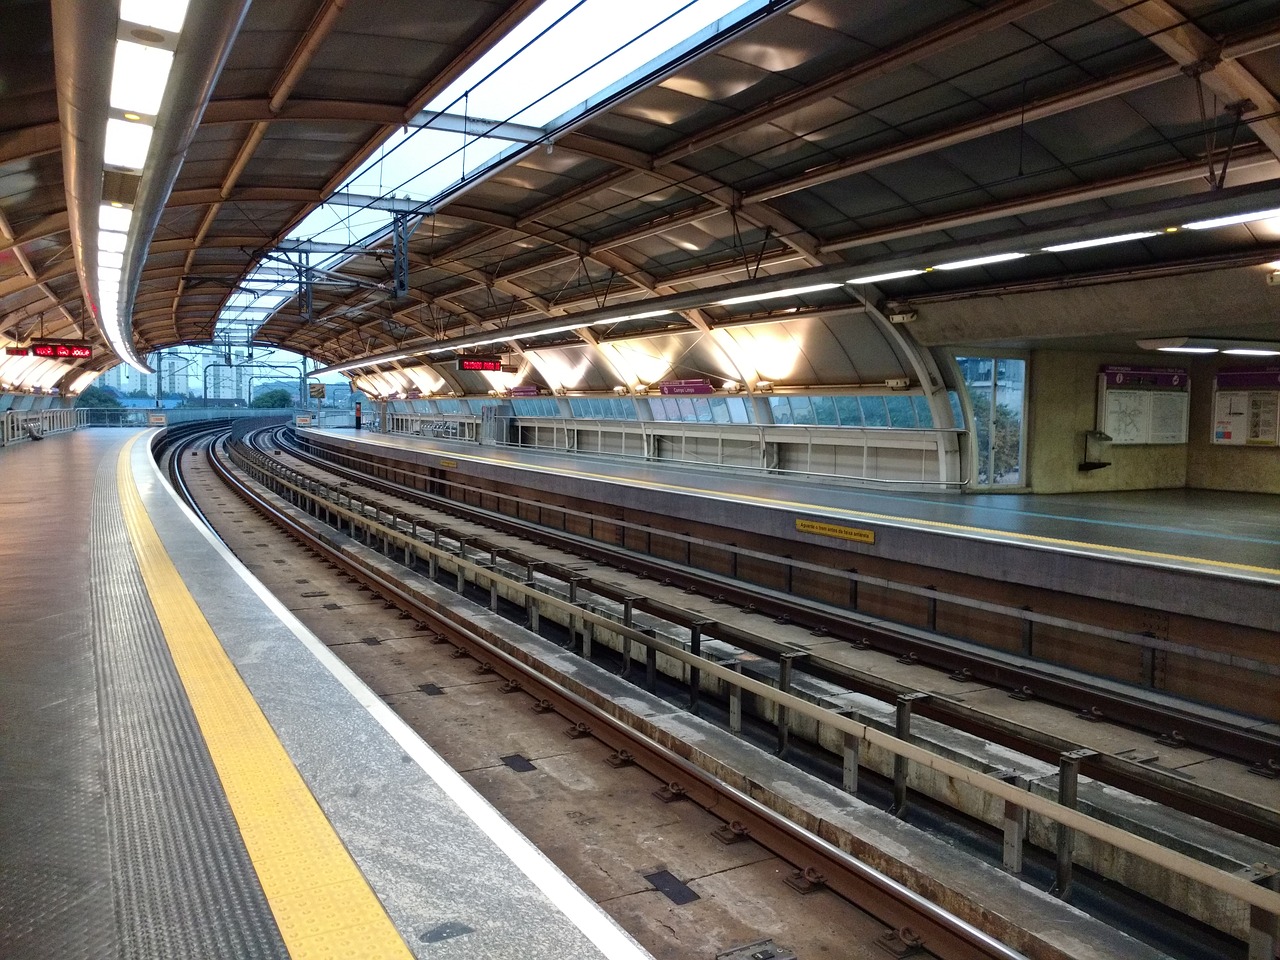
[659,378,712,395]
[7,343,93,359]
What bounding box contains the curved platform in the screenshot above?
[303,428,1280,632]
[0,428,651,960]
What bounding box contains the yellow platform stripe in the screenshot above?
[116,438,412,960]
[414,442,1280,578]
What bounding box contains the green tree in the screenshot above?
[967,389,1021,483]
[251,388,294,408]
[75,385,122,408]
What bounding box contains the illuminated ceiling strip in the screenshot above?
[1182,207,1280,230]
[1042,232,1159,252]
[931,252,1027,270]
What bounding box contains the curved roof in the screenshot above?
[4,0,1280,391]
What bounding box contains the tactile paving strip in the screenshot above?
[90,454,290,959]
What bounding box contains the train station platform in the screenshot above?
[0,428,651,960]
[302,428,1280,632]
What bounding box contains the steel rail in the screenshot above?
[199,427,1029,960]
[266,426,1280,845]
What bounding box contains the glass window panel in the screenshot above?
[727,396,751,424]
[569,398,587,417]
[859,396,889,426]
[811,396,837,425]
[768,396,793,424]
[789,396,815,424]
[709,396,731,423]
[884,395,917,427]
[912,395,934,427]
[957,355,1026,486]
[948,390,964,428]
[833,396,862,426]
[690,397,711,422]
[676,397,696,421]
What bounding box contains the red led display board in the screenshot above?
[456,357,504,372]
[28,343,93,359]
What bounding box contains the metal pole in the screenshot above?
[1002,775,1030,873]
[1053,749,1096,899]
[892,693,929,816]
[776,652,807,756]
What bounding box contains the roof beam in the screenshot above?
[818,145,1277,254]
[1093,0,1280,160]
[652,0,1056,166]
[0,121,61,167]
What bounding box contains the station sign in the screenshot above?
[659,378,713,395]
[6,343,93,359]
[1101,366,1187,389]
[1216,367,1280,390]
[509,385,540,397]
[148,413,167,426]
[295,415,313,427]
[457,357,515,372]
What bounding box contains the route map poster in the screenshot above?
[1096,367,1189,445]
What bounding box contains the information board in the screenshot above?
[1100,388,1189,444]
[1210,368,1280,446]
[1213,390,1278,445]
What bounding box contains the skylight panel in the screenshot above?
[219,0,767,339]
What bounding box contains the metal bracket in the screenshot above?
[392,213,412,298]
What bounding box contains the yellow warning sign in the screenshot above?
[439,459,457,468]
[795,518,876,545]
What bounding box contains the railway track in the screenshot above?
[260,424,1280,848]
[167,422,1031,960]
[161,422,1280,959]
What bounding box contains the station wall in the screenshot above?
[1026,350,1280,494]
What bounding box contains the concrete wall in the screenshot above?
[1186,355,1280,493]
[1027,350,1188,493]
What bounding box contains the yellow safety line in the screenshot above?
[116,438,412,960]
[401,441,1280,578]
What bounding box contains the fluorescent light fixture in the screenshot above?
[715,282,841,306]
[932,252,1027,270]
[1223,348,1280,356]
[622,309,674,320]
[1157,346,1218,353]
[110,41,173,116]
[1182,207,1280,230]
[99,230,127,253]
[1042,232,1158,252]
[847,269,924,284]
[99,204,133,232]
[104,117,154,169]
[120,0,190,32]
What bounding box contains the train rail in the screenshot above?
[183,423,1031,960]
[262,424,1280,847]
[166,423,1280,959]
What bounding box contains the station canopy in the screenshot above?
[4,0,1280,394]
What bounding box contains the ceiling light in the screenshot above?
[110,40,174,115]
[120,0,190,33]
[99,230,127,254]
[846,269,924,284]
[1223,348,1280,356]
[1182,207,1280,230]
[1042,232,1158,252]
[932,252,1027,270]
[1157,346,1218,353]
[715,282,841,306]
[99,204,133,233]
[100,251,124,269]
[104,117,154,169]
